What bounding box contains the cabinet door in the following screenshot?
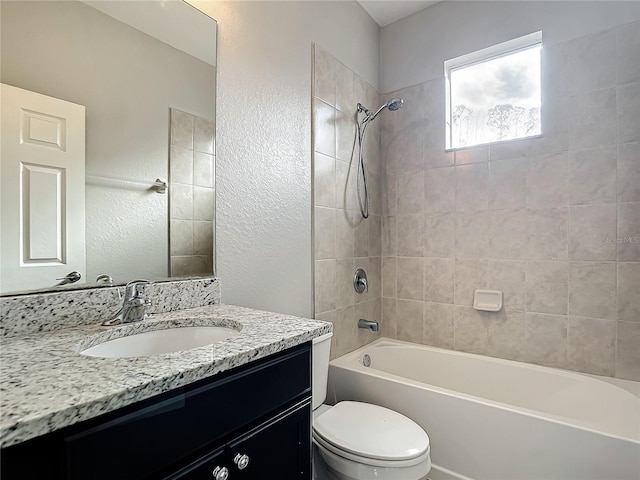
[227,401,311,480]
[164,447,225,480]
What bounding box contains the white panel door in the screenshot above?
[1,83,86,293]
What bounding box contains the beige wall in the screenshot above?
[191,1,380,317]
[312,45,384,359]
[379,19,640,380]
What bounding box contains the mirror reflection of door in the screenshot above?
[0,83,86,293]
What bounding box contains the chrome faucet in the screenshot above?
[358,319,379,332]
[103,279,152,326]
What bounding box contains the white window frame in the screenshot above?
[444,31,543,150]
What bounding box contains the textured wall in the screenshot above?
[381,0,640,93]
[379,19,640,380]
[312,45,383,359]
[190,1,380,317]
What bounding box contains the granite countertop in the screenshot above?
[0,304,332,448]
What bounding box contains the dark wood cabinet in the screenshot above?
[1,343,312,480]
[171,400,310,479]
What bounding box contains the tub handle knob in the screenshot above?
[354,268,368,294]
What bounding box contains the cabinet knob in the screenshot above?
[233,453,250,470]
[212,466,229,480]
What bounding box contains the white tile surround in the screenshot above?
[314,21,640,380]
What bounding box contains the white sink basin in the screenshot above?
[80,326,239,358]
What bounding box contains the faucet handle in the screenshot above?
[124,279,152,298]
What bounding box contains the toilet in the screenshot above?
[312,333,431,480]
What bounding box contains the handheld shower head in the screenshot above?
[387,97,404,111]
[365,97,405,123]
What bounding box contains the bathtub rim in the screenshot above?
[329,337,640,444]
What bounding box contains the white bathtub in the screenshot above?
[327,338,640,480]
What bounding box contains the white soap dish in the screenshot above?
[473,290,503,312]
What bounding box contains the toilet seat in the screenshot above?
[313,401,430,467]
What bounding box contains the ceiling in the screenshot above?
[357,0,441,27]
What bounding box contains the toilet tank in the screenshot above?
[312,332,333,410]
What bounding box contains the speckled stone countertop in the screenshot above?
[0,304,331,448]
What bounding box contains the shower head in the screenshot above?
[386,97,404,111]
[365,97,405,123]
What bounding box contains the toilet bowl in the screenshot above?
[312,333,431,480]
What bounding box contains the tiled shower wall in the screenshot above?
[169,108,216,277]
[312,45,384,359]
[380,21,640,380]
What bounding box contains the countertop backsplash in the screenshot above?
[0,277,221,338]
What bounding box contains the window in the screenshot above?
[445,31,542,149]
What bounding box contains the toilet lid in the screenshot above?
[313,401,429,461]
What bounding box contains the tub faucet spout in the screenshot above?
[358,319,379,332]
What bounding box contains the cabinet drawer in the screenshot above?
[169,400,311,480]
[62,343,310,480]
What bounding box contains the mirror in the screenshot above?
[0,0,217,295]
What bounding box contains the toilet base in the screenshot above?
[313,442,430,480]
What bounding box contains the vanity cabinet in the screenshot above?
[1,343,311,480]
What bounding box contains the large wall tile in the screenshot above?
[381,297,397,338]
[396,257,424,300]
[315,207,336,260]
[397,171,425,214]
[314,152,336,208]
[335,258,356,309]
[314,46,336,106]
[397,214,424,257]
[455,145,489,165]
[382,216,397,256]
[386,128,425,173]
[170,146,193,184]
[568,204,617,260]
[424,213,456,257]
[617,142,640,202]
[368,215,382,257]
[455,163,489,212]
[456,211,489,258]
[335,209,355,259]
[568,262,617,319]
[618,262,640,321]
[336,110,356,162]
[616,321,640,381]
[525,261,568,314]
[617,20,640,85]
[315,260,336,314]
[194,152,214,188]
[617,202,640,261]
[382,257,397,298]
[453,306,489,354]
[423,302,454,348]
[567,316,616,376]
[526,152,569,208]
[424,258,454,303]
[487,310,525,361]
[489,158,526,210]
[617,82,640,143]
[314,100,336,157]
[396,299,424,343]
[569,88,617,150]
[568,147,616,205]
[524,313,568,368]
[454,259,488,306]
[527,208,568,260]
[354,215,369,258]
[489,209,527,259]
[425,167,455,213]
[488,260,525,311]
